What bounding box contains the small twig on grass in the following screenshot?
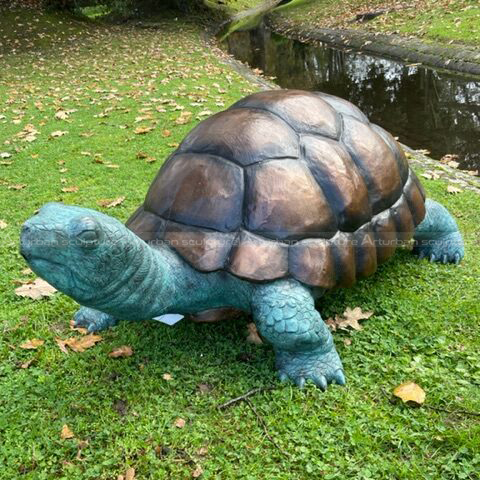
[217,386,276,410]
[245,398,290,457]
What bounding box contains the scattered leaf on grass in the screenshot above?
[109,346,133,358]
[125,468,136,480]
[0,220,7,229]
[56,334,102,353]
[196,446,208,456]
[192,466,203,478]
[51,130,68,138]
[0,152,11,159]
[97,196,125,208]
[175,111,192,125]
[62,186,79,193]
[8,183,27,190]
[162,129,171,137]
[198,383,212,394]
[20,358,35,369]
[134,125,154,135]
[174,418,186,428]
[162,373,173,381]
[61,424,75,439]
[15,278,57,299]
[20,338,44,349]
[447,185,462,194]
[393,381,426,406]
[21,268,33,275]
[326,307,373,331]
[69,319,87,335]
[246,322,263,344]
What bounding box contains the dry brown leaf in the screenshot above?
[51,130,67,138]
[393,381,426,406]
[0,220,7,229]
[58,334,103,353]
[61,424,75,439]
[336,307,373,331]
[20,358,34,369]
[447,185,462,194]
[175,111,192,125]
[192,466,203,478]
[8,183,27,190]
[162,373,173,381]
[196,446,208,456]
[97,196,125,208]
[22,268,33,275]
[246,322,263,344]
[20,338,44,349]
[174,417,186,428]
[125,468,136,480]
[109,346,134,358]
[162,129,171,137]
[62,186,79,193]
[134,125,154,135]
[15,278,57,300]
[69,319,88,335]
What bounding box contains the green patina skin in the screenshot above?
[20,198,463,389]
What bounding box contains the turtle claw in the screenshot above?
[333,370,346,386]
[454,253,461,265]
[74,307,118,332]
[414,231,464,265]
[275,346,345,390]
[430,253,436,263]
[278,372,289,383]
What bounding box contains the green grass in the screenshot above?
[272,0,480,46]
[1,9,480,480]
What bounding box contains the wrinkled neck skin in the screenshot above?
[87,239,255,321]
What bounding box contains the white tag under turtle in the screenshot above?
[152,313,184,326]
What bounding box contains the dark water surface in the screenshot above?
[224,25,480,172]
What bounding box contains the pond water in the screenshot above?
[224,25,480,173]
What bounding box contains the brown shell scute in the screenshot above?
[231,90,339,138]
[342,116,403,214]
[143,153,244,232]
[302,135,371,232]
[245,159,337,240]
[177,108,298,166]
[127,90,427,288]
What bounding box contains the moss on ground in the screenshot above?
[0,10,479,480]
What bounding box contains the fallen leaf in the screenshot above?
[162,129,171,137]
[15,278,57,300]
[196,446,208,456]
[21,268,33,275]
[109,346,133,358]
[447,185,462,194]
[8,183,27,190]
[58,334,103,353]
[97,196,125,208]
[0,220,7,229]
[175,111,192,125]
[62,186,79,193]
[174,417,186,428]
[197,383,212,394]
[51,130,67,138]
[125,467,136,480]
[335,307,373,331]
[0,152,11,159]
[134,125,154,134]
[162,373,173,381]
[20,358,34,369]
[20,338,44,349]
[393,381,426,406]
[69,319,87,334]
[192,466,203,478]
[246,322,263,344]
[61,424,75,439]
[343,338,352,346]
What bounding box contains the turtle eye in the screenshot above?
[77,229,99,248]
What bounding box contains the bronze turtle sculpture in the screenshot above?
[20,90,464,389]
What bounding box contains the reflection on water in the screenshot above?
[225,25,480,172]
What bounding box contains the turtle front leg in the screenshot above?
[73,306,118,333]
[413,199,464,264]
[251,280,345,390]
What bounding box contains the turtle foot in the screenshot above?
[74,307,118,332]
[275,346,345,390]
[414,231,464,264]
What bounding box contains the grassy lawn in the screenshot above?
[272,0,480,46]
[1,9,480,480]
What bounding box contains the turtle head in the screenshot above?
[20,203,140,304]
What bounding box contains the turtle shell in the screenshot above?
[127,90,426,288]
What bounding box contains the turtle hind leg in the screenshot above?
[413,199,464,264]
[251,279,345,390]
[74,306,118,333]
